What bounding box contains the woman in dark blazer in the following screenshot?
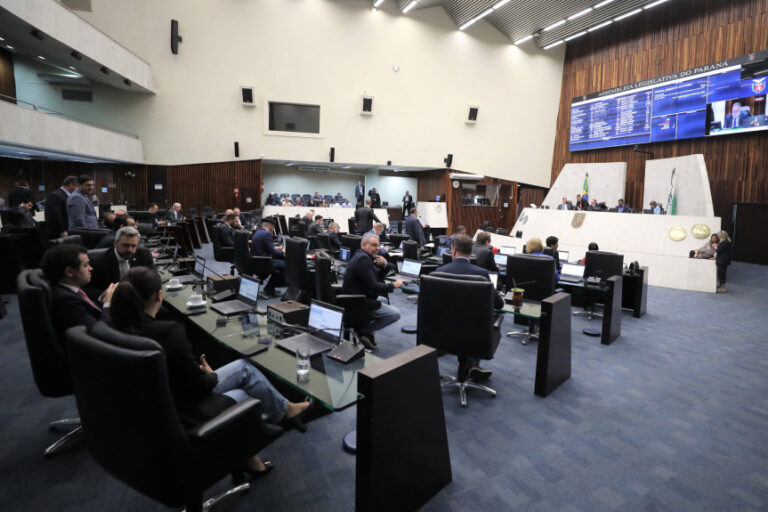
[715,230,732,293]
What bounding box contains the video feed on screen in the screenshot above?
[707,95,767,135]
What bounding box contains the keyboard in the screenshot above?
[559,275,583,283]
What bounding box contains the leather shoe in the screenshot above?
[468,366,492,382]
[359,335,376,351]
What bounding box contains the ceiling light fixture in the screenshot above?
[494,0,512,8]
[514,34,534,45]
[459,8,493,30]
[403,0,418,14]
[594,0,615,8]
[0,36,4,41]
[543,19,566,32]
[568,7,593,20]
[38,55,46,60]
[373,0,385,7]
[543,40,564,50]
[587,20,613,32]
[6,45,14,50]
[565,31,588,42]
[615,8,642,21]
[69,65,77,71]
[644,0,669,8]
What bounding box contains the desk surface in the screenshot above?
[497,300,541,319]
[160,272,382,411]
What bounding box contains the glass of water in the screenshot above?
[296,347,310,382]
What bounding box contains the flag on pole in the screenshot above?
[667,168,677,215]
[581,172,589,202]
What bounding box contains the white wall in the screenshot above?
[543,162,628,209]
[377,175,418,206]
[643,155,714,216]
[49,0,565,186]
[262,164,362,204]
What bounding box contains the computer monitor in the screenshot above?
[238,275,261,306]
[505,254,556,301]
[436,246,449,257]
[488,272,499,289]
[494,253,508,267]
[339,247,351,262]
[584,251,624,280]
[400,258,423,277]
[308,300,344,343]
[499,246,516,256]
[561,263,585,278]
[435,195,441,201]
[194,256,206,278]
[558,250,570,262]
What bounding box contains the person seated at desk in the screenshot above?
[96,213,131,249]
[588,199,600,211]
[436,234,503,382]
[546,235,562,272]
[251,218,285,297]
[448,225,466,244]
[166,203,184,224]
[404,207,427,247]
[525,237,560,281]
[574,194,588,211]
[557,197,572,210]
[90,226,155,293]
[307,215,325,237]
[341,233,402,350]
[219,213,239,247]
[365,222,388,255]
[109,268,314,476]
[725,101,750,128]
[328,222,342,251]
[471,231,497,272]
[649,200,664,215]
[693,234,719,259]
[42,244,117,333]
[615,199,631,213]
[9,199,37,228]
[579,242,599,264]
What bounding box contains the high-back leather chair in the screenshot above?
[340,234,362,255]
[233,230,273,283]
[402,240,419,260]
[65,322,273,511]
[347,217,358,235]
[210,223,234,263]
[417,272,502,407]
[388,233,410,249]
[69,227,111,249]
[7,226,47,268]
[47,234,83,248]
[315,233,331,251]
[313,256,369,342]
[17,269,83,456]
[283,237,310,302]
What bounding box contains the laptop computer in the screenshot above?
[175,255,206,284]
[558,250,570,263]
[494,253,508,269]
[210,274,261,316]
[436,246,450,257]
[275,300,345,357]
[386,258,423,283]
[336,247,351,265]
[559,263,586,283]
[499,246,516,256]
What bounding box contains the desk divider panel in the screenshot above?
[356,345,451,512]
[603,276,623,345]
[535,292,572,397]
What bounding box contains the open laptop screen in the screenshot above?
[561,263,585,277]
[494,254,507,267]
[194,256,206,277]
[499,246,516,256]
[238,275,260,306]
[339,247,351,262]
[308,301,344,343]
[558,250,570,262]
[436,246,449,257]
[401,259,422,277]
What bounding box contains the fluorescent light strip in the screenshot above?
[568,7,593,20]
[587,20,613,32]
[38,55,45,60]
[514,34,534,45]
[544,40,564,50]
[0,36,4,41]
[644,0,669,8]
[493,0,512,8]
[615,8,642,21]
[594,0,615,7]
[6,45,14,50]
[565,31,588,42]
[543,19,566,32]
[403,0,418,13]
[373,0,385,7]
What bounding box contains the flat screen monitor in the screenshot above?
[499,246,516,256]
[238,275,260,305]
[558,250,570,262]
[505,254,556,301]
[436,246,449,257]
[561,263,585,278]
[194,256,206,277]
[584,251,624,280]
[435,195,441,201]
[339,247,351,262]
[400,259,422,277]
[494,253,508,267]
[308,300,344,343]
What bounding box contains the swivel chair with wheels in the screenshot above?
[314,256,368,343]
[65,322,277,512]
[417,272,502,407]
[233,230,273,285]
[210,224,234,263]
[504,255,556,345]
[340,234,362,255]
[402,240,419,260]
[575,251,624,320]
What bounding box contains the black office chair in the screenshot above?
[65,322,275,512]
[340,234,362,255]
[283,237,310,302]
[418,272,502,407]
[17,269,82,457]
[306,235,319,250]
[69,227,111,249]
[505,254,556,344]
[47,234,83,247]
[314,256,368,342]
[233,230,274,286]
[0,234,24,293]
[347,217,358,235]
[7,226,47,268]
[496,228,508,236]
[402,240,419,260]
[188,207,198,219]
[389,233,411,249]
[210,224,234,263]
[202,205,212,217]
[315,233,332,251]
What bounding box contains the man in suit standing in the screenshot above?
[404,207,426,247]
[354,180,365,206]
[89,226,155,293]
[41,244,116,333]
[725,102,750,128]
[251,218,285,297]
[574,194,588,211]
[402,190,414,217]
[368,187,381,208]
[67,175,99,229]
[471,231,498,272]
[9,200,37,228]
[354,199,380,234]
[44,176,78,239]
[166,203,184,224]
[436,234,503,381]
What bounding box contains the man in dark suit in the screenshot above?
[725,102,750,128]
[354,181,365,206]
[89,226,155,293]
[471,231,498,272]
[219,213,238,247]
[328,222,342,251]
[448,225,466,244]
[9,200,37,228]
[166,203,184,224]
[41,244,116,334]
[368,187,381,208]
[557,197,572,210]
[436,234,503,382]
[615,198,630,213]
[251,218,285,297]
[44,176,78,239]
[96,214,132,249]
[8,179,32,208]
[354,199,380,234]
[67,175,99,229]
[341,232,402,349]
[574,194,588,211]
[402,190,414,217]
[307,215,325,237]
[404,207,426,247]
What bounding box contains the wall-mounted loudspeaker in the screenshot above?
[467,106,479,124]
[444,154,453,168]
[241,86,255,107]
[329,147,335,162]
[361,96,374,115]
[171,20,183,55]
[234,142,240,158]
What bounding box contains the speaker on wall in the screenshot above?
[171,20,183,55]
[467,106,479,124]
[234,142,240,158]
[241,86,255,107]
[329,147,335,162]
[444,154,453,168]
[361,96,374,115]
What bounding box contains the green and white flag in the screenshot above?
[667,168,677,215]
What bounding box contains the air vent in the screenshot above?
[298,166,330,173]
[62,89,93,102]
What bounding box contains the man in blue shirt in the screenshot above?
[250,217,285,297]
[66,175,99,229]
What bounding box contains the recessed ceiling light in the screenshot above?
[493,0,512,8]
[594,0,615,7]
[543,40,564,50]
[514,34,534,45]
[0,36,4,41]
[342,165,352,169]
[69,65,76,71]
[373,0,385,7]
[615,8,642,21]
[568,7,593,20]
[543,19,566,32]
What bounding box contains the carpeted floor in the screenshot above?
[1,246,767,511]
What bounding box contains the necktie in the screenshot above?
[735,115,739,127]
[77,288,102,312]
[119,258,130,279]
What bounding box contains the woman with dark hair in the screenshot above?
[109,267,313,478]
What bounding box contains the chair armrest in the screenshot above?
[331,284,343,293]
[493,314,503,330]
[188,397,262,442]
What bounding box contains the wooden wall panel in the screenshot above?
[416,170,450,203]
[551,0,768,229]
[0,49,15,102]
[166,160,262,213]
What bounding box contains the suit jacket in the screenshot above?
[8,186,32,208]
[725,110,750,128]
[251,228,284,258]
[219,223,235,247]
[341,251,393,310]
[404,215,426,247]
[369,192,381,208]
[471,243,497,272]
[328,231,342,251]
[132,317,234,426]
[557,203,572,210]
[355,185,364,199]
[307,222,325,237]
[89,247,156,293]
[402,194,413,205]
[44,188,69,238]
[166,209,184,223]
[51,284,102,334]
[435,258,504,309]
[9,205,37,228]
[616,204,630,213]
[354,206,379,234]
[95,231,117,249]
[66,189,99,229]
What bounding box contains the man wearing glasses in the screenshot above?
[340,233,402,350]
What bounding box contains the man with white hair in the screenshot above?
[165,202,184,223]
[89,226,155,293]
